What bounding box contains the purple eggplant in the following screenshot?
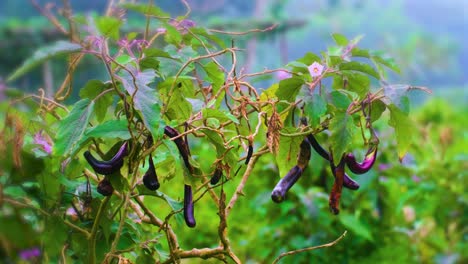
[345,146,377,174]
[143,155,160,191]
[164,126,193,173]
[183,184,196,228]
[210,167,223,185]
[271,166,303,203]
[84,142,128,175]
[97,178,114,196]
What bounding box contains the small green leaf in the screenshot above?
[333,72,371,98]
[202,129,238,172]
[276,77,304,102]
[96,16,122,40]
[383,84,412,114]
[329,112,355,162]
[144,48,178,60]
[79,80,113,122]
[202,61,225,93]
[55,99,94,157]
[388,104,414,160]
[370,99,387,123]
[328,46,343,57]
[165,87,192,122]
[276,127,303,177]
[121,3,169,17]
[331,33,349,46]
[202,108,239,124]
[164,24,182,46]
[7,41,82,82]
[370,51,400,73]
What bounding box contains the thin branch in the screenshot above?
[271,230,348,264]
[208,24,278,35]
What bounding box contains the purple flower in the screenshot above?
[156,27,167,34]
[33,131,52,154]
[308,62,324,77]
[411,175,421,183]
[19,247,40,260]
[378,163,391,171]
[275,70,291,80]
[169,19,196,34]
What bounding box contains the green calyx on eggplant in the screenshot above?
[271,165,303,203]
[344,145,378,174]
[97,178,114,196]
[84,142,128,175]
[183,184,196,228]
[210,166,223,185]
[143,154,160,191]
[164,126,193,173]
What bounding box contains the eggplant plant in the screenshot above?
[0,1,429,263]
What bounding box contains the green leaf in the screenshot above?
[329,91,352,110]
[327,46,343,57]
[331,33,349,46]
[96,16,122,40]
[276,77,304,102]
[370,99,387,123]
[383,84,413,114]
[119,68,163,140]
[165,87,192,122]
[54,99,94,157]
[370,51,400,73]
[7,41,82,82]
[304,94,327,128]
[79,80,113,122]
[333,72,371,98]
[121,3,169,17]
[202,108,239,124]
[276,127,303,177]
[164,24,182,46]
[202,61,225,93]
[339,213,374,241]
[202,129,238,173]
[297,52,322,65]
[83,119,131,140]
[144,48,178,60]
[388,104,414,161]
[339,61,380,79]
[329,112,355,162]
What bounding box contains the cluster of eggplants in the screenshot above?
[271,139,311,203]
[307,132,378,214]
[84,142,128,196]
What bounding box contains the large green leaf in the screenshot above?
[119,68,163,140]
[96,16,122,40]
[331,33,349,46]
[329,112,355,162]
[7,41,82,82]
[276,77,304,102]
[276,127,303,177]
[202,108,239,124]
[54,99,94,157]
[388,104,414,161]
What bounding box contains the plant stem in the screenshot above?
[88,196,110,264]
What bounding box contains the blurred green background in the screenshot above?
[0,0,466,263]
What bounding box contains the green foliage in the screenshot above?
[7,40,82,82]
[2,2,460,264]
